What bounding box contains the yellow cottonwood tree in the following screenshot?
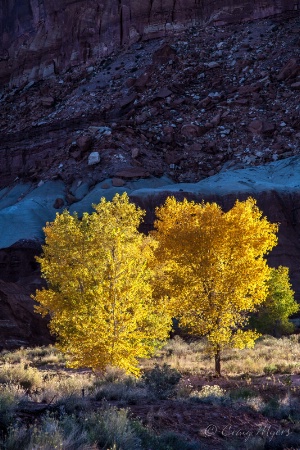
[153,197,278,375]
[34,193,171,376]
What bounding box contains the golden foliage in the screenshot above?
[34,193,171,376]
[153,197,278,369]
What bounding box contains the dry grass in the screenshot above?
[1,345,65,367]
[0,336,300,449]
[0,336,299,400]
[143,335,300,376]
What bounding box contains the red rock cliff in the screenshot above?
[0,0,299,86]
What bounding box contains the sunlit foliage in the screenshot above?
[34,193,171,376]
[153,197,278,374]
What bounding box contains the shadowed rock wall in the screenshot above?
[131,189,300,302]
[0,0,299,86]
[0,280,53,350]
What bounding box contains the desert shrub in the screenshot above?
[132,421,201,450]
[30,348,65,366]
[263,362,295,375]
[264,431,300,450]
[0,346,64,367]
[176,378,194,398]
[101,366,129,384]
[29,412,89,450]
[0,349,29,365]
[94,382,130,402]
[262,395,300,421]
[2,407,141,450]
[0,363,42,390]
[26,345,63,362]
[26,346,53,359]
[94,382,147,405]
[53,374,94,396]
[229,387,257,400]
[263,364,278,375]
[54,395,91,415]
[273,363,295,374]
[257,335,277,346]
[29,372,94,405]
[0,389,18,432]
[85,406,141,450]
[190,385,228,405]
[245,395,265,412]
[0,425,29,450]
[142,364,181,399]
[153,431,200,450]
[162,336,192,357]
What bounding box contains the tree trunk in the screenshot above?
[214,347,221,376]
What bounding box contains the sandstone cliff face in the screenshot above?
[0,0,299,86]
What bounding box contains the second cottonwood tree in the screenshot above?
[153,197,278,375]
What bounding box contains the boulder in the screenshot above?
[248,120,276,136]
[277,58,300,81]
[76,135,93,153]
[88,152,101,166]
[112,178,126,187]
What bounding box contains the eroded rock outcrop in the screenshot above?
[0,280,52,350]
[0,239,52,350]
[1,12,300,187]
[0,0,299,86]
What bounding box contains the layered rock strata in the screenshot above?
[0,0,299,86]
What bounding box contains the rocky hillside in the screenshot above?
[0,10,300,187]
[1,0,298,86]
[0,3,300,347]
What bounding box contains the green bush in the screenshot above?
[250,266,299,336]
[263,364,278,375]
[85,406,142,449]
[94,382,147,405]
[142,364,181,399]
[0,390,17,432]
[132,421,201,450]
[229,387,257,400]
[262,395,300,421]
[0,425,29,450]
[2,406,141,450]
